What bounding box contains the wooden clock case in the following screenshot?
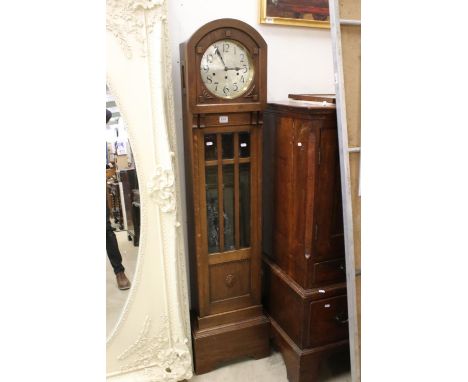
[179,19,269,374]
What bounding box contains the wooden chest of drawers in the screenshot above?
[262,101,349,382]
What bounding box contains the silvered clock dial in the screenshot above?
[200,39,254,99]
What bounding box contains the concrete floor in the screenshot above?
[188,350,351,382]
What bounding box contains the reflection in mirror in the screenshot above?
[106,87,140,337]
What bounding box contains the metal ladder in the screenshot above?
[329,1,361,381]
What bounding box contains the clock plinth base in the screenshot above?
[191,313,270,375]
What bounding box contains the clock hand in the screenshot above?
[226,67,241,71]
[214,47,227,69]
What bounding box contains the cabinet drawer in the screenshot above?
[308,295,348,347]
[313,258,346,285]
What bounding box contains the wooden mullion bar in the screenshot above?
[234,132,240,249]
[205,158,239,166]
[217,133,224,252]
[208,247,251,265]
[206,158,250,166]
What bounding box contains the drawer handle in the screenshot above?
[334,314,348,324]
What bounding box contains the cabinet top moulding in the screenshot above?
[268,99,336,112]
[266,101,337,123]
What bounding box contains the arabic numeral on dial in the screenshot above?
[240,53,244,62]
[214,82,219,91]
[240,75,245,83]
[242,64,248,73]
[223,86,230,95]
[233,83,238,91]
[223,43,229,53]
[206,75,212,84]
[207,54,213,63]
[202,64,209,73]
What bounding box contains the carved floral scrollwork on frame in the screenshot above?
[118,316,192,382]
[106,0,165,58]
[148,165,176,213]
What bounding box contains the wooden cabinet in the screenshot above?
[263,101,349,382]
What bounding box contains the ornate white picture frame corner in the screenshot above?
[106,0,193,381]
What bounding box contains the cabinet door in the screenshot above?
[290,119,319,286]
[314,128,345,260]
[273,116,319,287]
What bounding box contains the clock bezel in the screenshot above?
[199,38,255,100]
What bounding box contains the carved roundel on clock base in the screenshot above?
[209,260,250,303]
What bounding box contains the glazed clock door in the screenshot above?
[196,124,260,316]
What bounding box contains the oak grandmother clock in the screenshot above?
[180,19,269,374]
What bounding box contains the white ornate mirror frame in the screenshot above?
[106,1,192,380]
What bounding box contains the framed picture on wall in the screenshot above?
[259,0,330,29]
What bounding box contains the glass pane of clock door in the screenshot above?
[239,163,250,248]
[222,133,234,159]
[204,134,217,161]
[239,132,250,157]
[205,166,219,253]
[223,164,235,251]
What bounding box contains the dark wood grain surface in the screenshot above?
[262,101,350,381]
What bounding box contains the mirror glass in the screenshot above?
[106,87,140,337]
